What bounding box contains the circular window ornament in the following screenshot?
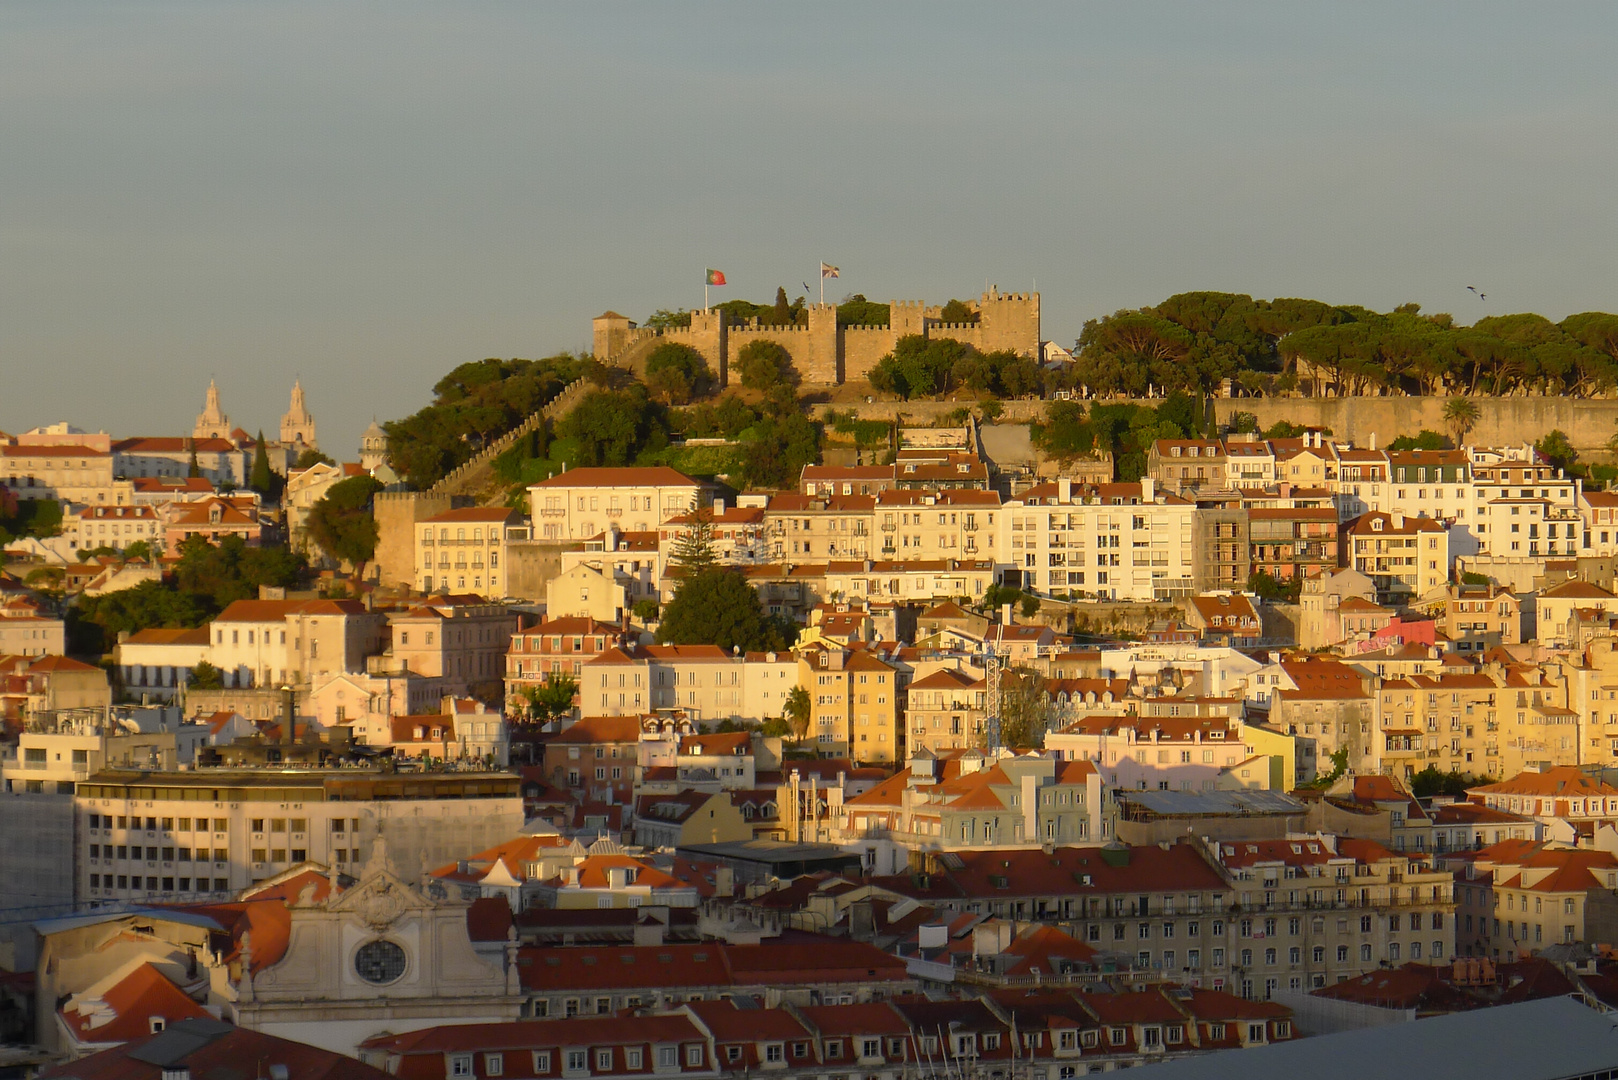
[354,939,407,985]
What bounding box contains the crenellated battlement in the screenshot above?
[591,284,1039,383]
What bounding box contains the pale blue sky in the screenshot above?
[3,2,1616,455]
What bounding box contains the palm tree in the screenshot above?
[1443,397,1480,448]
[784,685,811,740]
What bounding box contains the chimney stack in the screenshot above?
[1058,477,1073,504]
[281,685,297,752]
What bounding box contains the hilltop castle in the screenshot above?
[592,286,1040,385]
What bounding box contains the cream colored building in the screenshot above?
[872,489,1002,562]
[821,558,997,606]
[0,605,66,658]
[284,461,365,554]
[557,528,660,613]
[547,562,629,623]
[0,444,125,505]
[205,598,387,690]
[761,492,878,561]
[905,666,986,754]
[1344,512,1450,605]
[384,596,518,700]
[527,466,702,541]
[1001,478,1196,601]
[63,504,161,554]
[798,644,903,762]
[74,770,524,901]
[415,506,522,598]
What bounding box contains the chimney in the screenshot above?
[1058,478,1073,504]
[1369,432,1377,451]
[1392,513,1405,530]
[1141,477,1155,502]
[1002,602,1013,626]
[714,498,726,515]
[282,685,297,751]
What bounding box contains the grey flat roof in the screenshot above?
[1129,997,1618,1080]
[1119,789,1305,816]
[676,840,860,864]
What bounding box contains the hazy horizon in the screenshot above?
[4,2,1617,455]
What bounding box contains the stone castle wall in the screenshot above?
[373,491,470,589]
[1212,396,1618,453]
[594,288,1040,387]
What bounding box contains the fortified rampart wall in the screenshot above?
[1212,396,1618,452]
[593,287,1040,387]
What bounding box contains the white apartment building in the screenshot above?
[205,598,387,689]
[0,603,66,658]
[583,644,790,727]
[0,444,127,505]
[415,506,522,598]
[74,768,523,902]
[111,437,250,488]
[1001,478,1195,601]
[116,628,210,701]
[63,504,162,553]
[528,466,703,542]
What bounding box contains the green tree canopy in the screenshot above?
[294,448,337,469]
[658,568,797,654]
[307,475,384,573]
[520,674,578,726]
[836,295,889,327]
[644,342,715,405]
[555,385,670,467]
[1386,430,1448,451]
[383,353,598,488]
[174,534,303,610]
[736,340,797,390]
[938,299,980,324]
[249,432,280,497]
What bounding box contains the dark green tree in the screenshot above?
[173,534,303,610]
[770,286,792,327]
[520,674,578,725]
[1387,430,1448,451]
[187,661,225,690]
[938,299,980,324]
[643,343,714,405]
[670,500,717,575]
[658,568,795,653]
[555,386,669,467]
[307,475,384,575]
[783,685,811,739]
[249,432,279,497]
[1536,429,1578,472]
[836,295,889,327]
[632,598,660,622]
[741,412,821,490]
[294,448,337,469]
[736,340,796,390]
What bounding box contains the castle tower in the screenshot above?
[360,420,388,471]
[193,379,231,440]
[280,380,318,449]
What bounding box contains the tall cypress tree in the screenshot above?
[249,431,276,495]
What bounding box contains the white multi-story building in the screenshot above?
[205,598,387,689]
[528,466,703,541]
[74,768,523,902]
[0,600,66,658]
[63,504,162,554]
[1001,478,1195,601]
[415,506,522,598]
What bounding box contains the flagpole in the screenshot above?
[705,282,709,313]
[820,261,825,307]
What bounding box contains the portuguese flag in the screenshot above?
[705,268,727,286]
